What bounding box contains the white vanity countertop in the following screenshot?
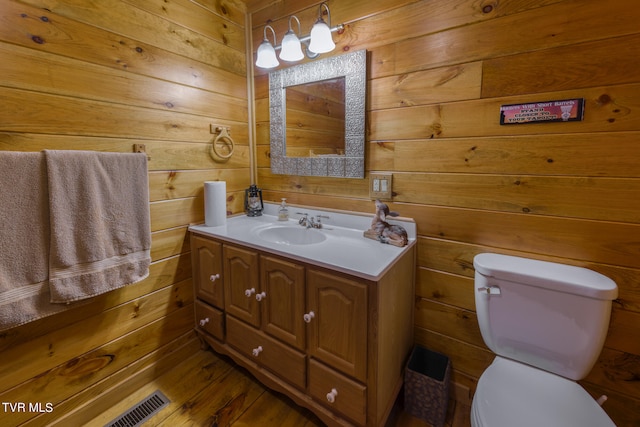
[189,203,416,282]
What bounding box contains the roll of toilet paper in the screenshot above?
[204,181,227,227]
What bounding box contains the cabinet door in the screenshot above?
[307,270,368,382]
[224,245,260,327]
[191,235,224,309]
[260,255,305,350]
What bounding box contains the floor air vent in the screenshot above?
[104,390,170,427]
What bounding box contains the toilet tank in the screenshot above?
[473,253,618,380]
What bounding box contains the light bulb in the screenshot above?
[279,30,304,61]
[308,19,335,54]
[255,39,279,68]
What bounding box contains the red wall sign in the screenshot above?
[500,98,584,125]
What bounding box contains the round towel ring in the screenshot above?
[210,126,235,161]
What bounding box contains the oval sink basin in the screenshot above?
[257,226,327,246]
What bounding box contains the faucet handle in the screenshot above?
[316,214,329,224]
[310,214,330,229]
[297,212,309,226]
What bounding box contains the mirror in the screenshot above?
[269,50,366,178]
[284,78,345,158]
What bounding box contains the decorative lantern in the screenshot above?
[244,184,264,217]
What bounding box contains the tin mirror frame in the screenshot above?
[269,49,366,178]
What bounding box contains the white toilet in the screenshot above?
[471,253,618,427]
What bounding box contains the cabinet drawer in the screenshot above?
[195,301,224,341]
[309,358,367,425]
[227,316,306,390]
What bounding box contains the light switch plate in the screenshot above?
[370,173,393,200]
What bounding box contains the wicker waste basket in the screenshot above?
[404,345,451,427]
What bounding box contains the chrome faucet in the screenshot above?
[297,213,330,229]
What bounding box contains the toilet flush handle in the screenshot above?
[478,286,501,295]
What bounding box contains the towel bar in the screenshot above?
[132,143,151,160]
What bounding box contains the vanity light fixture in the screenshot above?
[255,2,344,69]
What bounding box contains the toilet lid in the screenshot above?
[472,357,616,427]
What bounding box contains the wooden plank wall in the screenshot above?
[0,0,248,425]
[248,0,640,425]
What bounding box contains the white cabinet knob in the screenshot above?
[244,287,256,297]
[255,291,267,301]
[326,388,338,403]
[252,345,263,357]
[199,317,210,327]
[209,273,220,282]
[303,311,315,323]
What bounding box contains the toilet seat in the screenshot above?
[471,357,616,427]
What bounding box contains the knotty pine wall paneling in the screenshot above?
[249,0,640,425]
[0,0,249,425]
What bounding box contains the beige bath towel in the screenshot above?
[0,152,61,330]
[0,150,152,331]
[44,150,151,303]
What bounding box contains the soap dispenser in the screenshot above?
[278,198,289,221]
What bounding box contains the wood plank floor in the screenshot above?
[89,345,471,427]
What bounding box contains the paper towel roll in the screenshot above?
[204,181,226,227]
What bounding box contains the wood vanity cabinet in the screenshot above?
[190,232,415,427]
